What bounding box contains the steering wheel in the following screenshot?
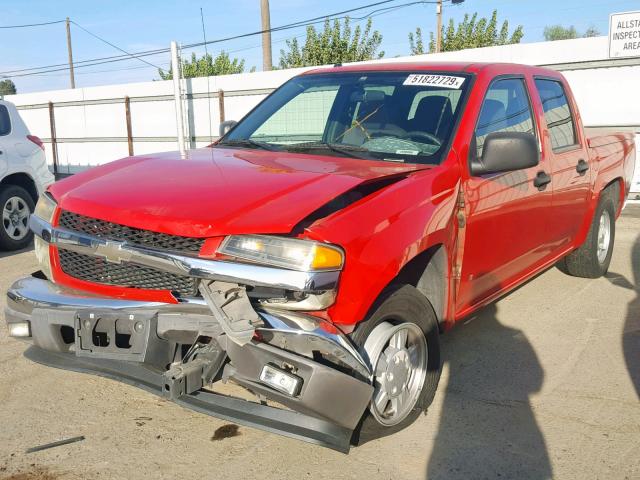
[403,131,442,146]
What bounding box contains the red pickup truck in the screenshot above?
[5,63,635,452]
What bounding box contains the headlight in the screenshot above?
[33,192,57,279]
[34,192,57,223]
[218,235,344,271]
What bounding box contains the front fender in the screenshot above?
[305,164,461,329]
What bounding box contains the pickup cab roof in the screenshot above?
[304,61,565,80]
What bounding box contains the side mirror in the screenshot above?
[219,120,238,137]
[470,131,539,176]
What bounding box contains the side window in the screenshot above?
[534,79,577,151]
[0,105,11,136]
[252,86,339,144]
[475,78,535,158]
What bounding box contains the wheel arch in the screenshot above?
[0,172,38,203]
[387,243,449,331]
[575,177,624,247]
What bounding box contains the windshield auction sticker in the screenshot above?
[403,74,465,89]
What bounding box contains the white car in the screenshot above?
[0,99,55,250]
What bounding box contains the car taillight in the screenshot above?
[27,135,45,151]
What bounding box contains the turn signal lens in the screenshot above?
[218,235,344,271]
[34,236,53,279]
[311,245,344,270]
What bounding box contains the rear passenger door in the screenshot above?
[533,78,591,249]
[457,76,553,310]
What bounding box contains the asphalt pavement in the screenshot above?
[0,206,638,480]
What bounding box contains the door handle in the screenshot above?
[533,171,551,190]
[576,159,589,175]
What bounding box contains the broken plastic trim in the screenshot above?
[25,346,354,453]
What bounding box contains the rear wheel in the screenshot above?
[350,285,440,443]
[557,193,616,278]
[0,185,35,251]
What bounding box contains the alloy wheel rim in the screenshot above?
[596,209,611,265]
[2,196,30,241]
[363,321,428,426]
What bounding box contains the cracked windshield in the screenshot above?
[220,72,469,164]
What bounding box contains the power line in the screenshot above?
[70,20,162,70]
[0,19,65,29]
[180,1,447,51]
[2,0,445,78]
[0,48,169,75]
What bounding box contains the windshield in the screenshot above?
[219,71,471,164]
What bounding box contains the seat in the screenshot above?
[409,95,453,138]
[476,99,507,157]
[477,99,507,135]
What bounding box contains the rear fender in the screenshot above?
[574,177,623,248]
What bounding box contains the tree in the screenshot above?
[0,79,16,96]
[583,26,600,38]
[279,17,384,69]
[158,51,252,80]
[409,10,523,55]
[543,24,600,41]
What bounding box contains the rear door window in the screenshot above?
[534,79,577,151]
[0,105,11,136]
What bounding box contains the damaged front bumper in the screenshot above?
[4,275,373,452]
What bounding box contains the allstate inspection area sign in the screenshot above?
[609,11,640,58]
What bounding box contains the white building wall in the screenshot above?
[4,37,640,194]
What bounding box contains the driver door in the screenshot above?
[456,76,553,311]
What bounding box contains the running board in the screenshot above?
[24,346,353,453]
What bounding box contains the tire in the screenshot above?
[0,185,35,251]
[557,192,616,278]
[350,284,441,444]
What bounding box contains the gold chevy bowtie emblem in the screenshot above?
[94,240,132,264]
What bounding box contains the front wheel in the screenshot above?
[557,193,616,278]
[350,285,441,444]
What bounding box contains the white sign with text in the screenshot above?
[609,11,640,58]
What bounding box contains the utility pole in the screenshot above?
[260,0,272,71]
[170,41,186,157]
[65,17,75,89]
[435,0,442,53]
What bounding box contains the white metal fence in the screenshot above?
[5,36,640,194]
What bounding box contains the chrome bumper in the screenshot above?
[4,275,373,445]
[30,215,339,293]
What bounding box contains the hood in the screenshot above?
[49,147,430,237]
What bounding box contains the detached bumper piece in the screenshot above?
[5,275,373,453]
[24,346,353,452]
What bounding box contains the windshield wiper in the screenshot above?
[217,139,281,151]
[286,142,371,159]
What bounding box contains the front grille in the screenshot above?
[58,249,199,296]
[58,210,205,255]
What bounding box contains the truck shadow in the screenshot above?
[427,303,552,479]
[608,236,640,398]
[0,244,32,259]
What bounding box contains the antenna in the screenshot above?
[201,7,214,145]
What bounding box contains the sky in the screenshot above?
[1,0,639,93]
